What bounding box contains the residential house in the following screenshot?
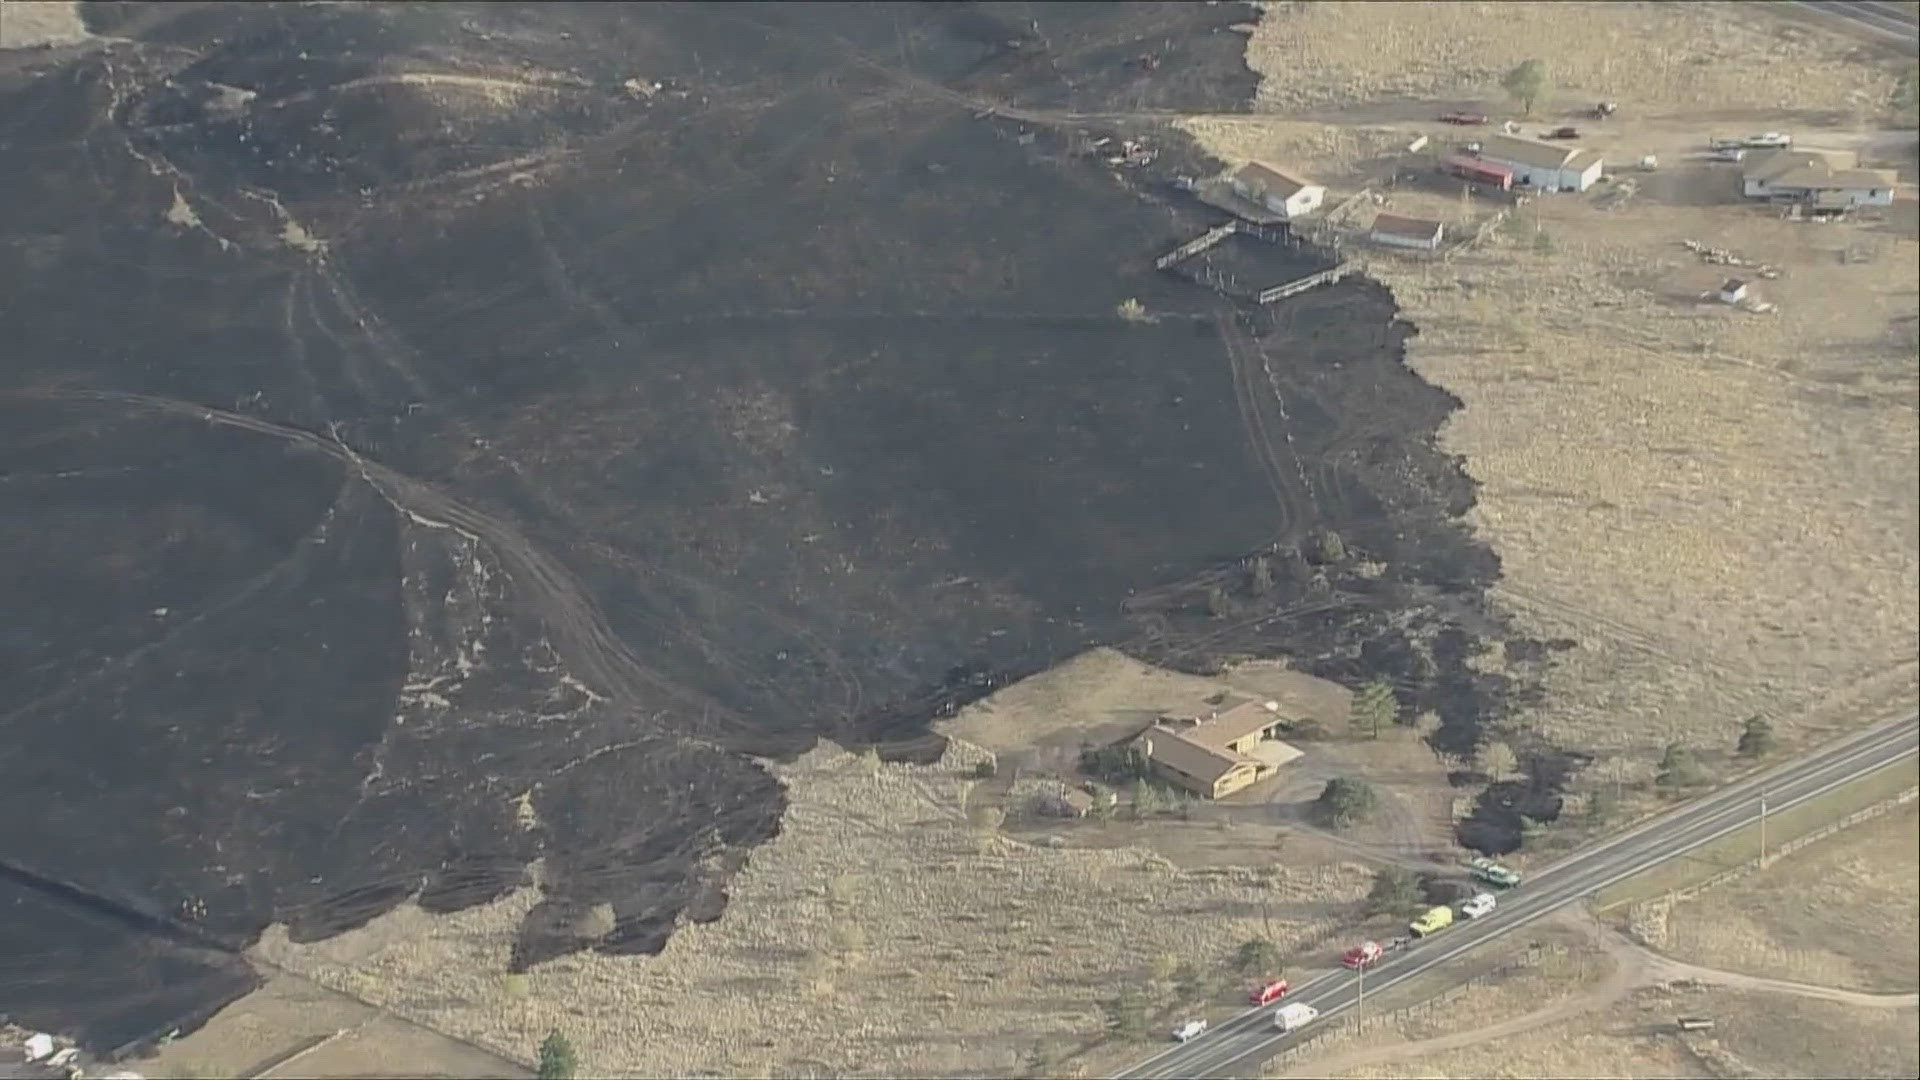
[1740,148,1857,198]
[1228,161,1327,220]
[1763,165,1899,207]
[1474,134,1603,192]
[1137,696,1306,799]
[1370,213,1446,250]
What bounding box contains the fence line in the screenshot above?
[1636,785,1916,917]
[1265,942,1570,1070]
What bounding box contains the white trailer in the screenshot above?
[1273,1002,1320,1032]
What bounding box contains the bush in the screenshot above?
[1656,742,1706,788]
[538,1031,578,1080]
[1366,867,1422,914]
[1080,741,1148,784]
[1233,936,1282,974]
[1586,787,1619,825]
[972,759,998,779]
[1102,990,1150,1034]
[1736,715,1776,758]
[1315,776,1379,828]
[1479,740,1520,781]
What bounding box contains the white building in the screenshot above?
[1369,213,1445,250]
[1227,161,1326,220]
[1761,165,1898,207]
[1474,134,1603,193]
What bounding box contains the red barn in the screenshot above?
[1444,155,1513,190]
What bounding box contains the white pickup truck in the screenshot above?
[1273,1002,1320,1032]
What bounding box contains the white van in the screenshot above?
[1274,1002,1319,1032]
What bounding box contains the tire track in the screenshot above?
[524,205,869,734]
[10,387,740,747]
[1493,582,1750,683]
[1216,308,1309,539]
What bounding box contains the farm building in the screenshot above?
[1227,161,1326,220]
[1136,695,1306,799]
[1474,134,1603,192]
[1369,213,1446,250]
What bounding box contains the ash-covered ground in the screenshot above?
[0,1,1548,1052]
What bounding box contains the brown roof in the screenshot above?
[1743,148,1857,182]
[1139,727,1246,785]
[1370,213,1444,240]
[1195,700,1288,747]
[1806,168,1898,190]
[1232,161,1318,199]
[1477,134,1578,171]
[1762,165,1894,191]
[1160,693,1259,726]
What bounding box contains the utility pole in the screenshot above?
[1356,960,1365,1020]
[1758,790,1769,865]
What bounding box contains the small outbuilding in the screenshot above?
[1227,161,1327,220]
[1718,279,1749,304]
[1370,213,1446,250]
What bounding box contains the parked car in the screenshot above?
[1467,856,1522,888]
[1342,941,1385,969]
[1438,111,1488,125]
[1173,1019,1208,1043]
[1543,126,1580,139]
[1708,137,1744,151]
[1410,904,1455,937]
[1743,132,1792,148]
[1460,892,1498,919]
[1385,935,1414,952]
[1250,979,1291,1006]
[1709,147,1747,163]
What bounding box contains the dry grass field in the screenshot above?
[1656,801,1920,993]
[138,971,528,1080]
[1246,0,1903,118]
[0,0,89,49]
[254,738,1373,1079]
[1185,0,1919,821]
[1317,982,1916,1080]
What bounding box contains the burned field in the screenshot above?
[2,1,1540,1052]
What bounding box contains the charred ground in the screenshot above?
[1,1,1548,1052]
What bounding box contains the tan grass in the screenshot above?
[254,741,1372,1078]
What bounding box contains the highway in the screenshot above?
[1789,1,1919,45]
[1116,712,1919,1079]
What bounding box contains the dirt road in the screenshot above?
[1281,907,1916,1078]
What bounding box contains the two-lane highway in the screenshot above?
[1789,1,1919,46]
[1118,713,1919,1079]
